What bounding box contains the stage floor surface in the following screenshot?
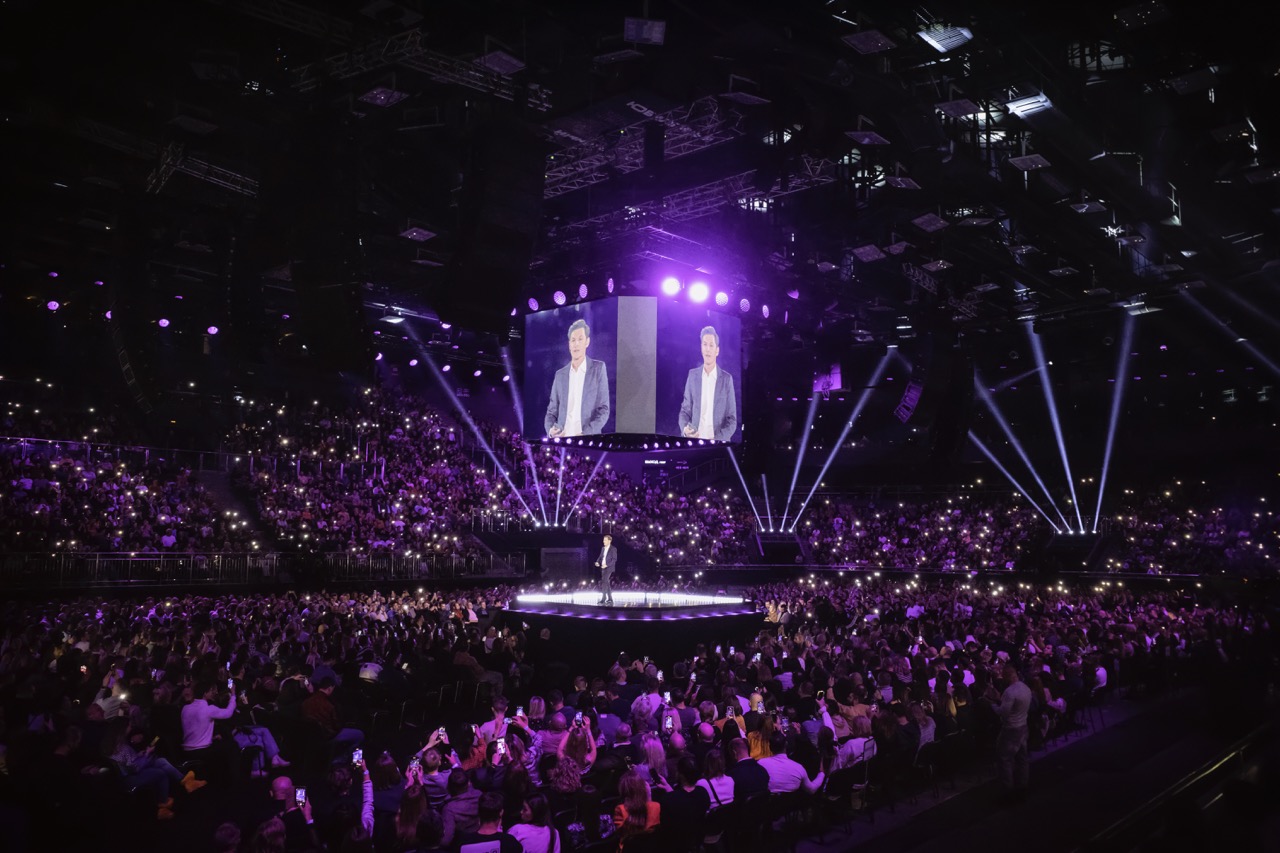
[507,590,755,621]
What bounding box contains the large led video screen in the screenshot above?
[523,296,742,443]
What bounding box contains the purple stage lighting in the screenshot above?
[789,352,892,531]
[553,290,566,306]
[689,282,709,303]
[1027,326,1085,532]
[726,446,767,533]
[94,280,104,286]
[779,391,822,531]
[375,352,383,361]
[502,374,510,382]
[1093,313,1135,532]
[158,318,170,328]
[48,271,58,278]
[762,304,770,319]
[715,291,729,307]
[105,310,112,320]
[739,298,751,312]
[563,451,609,527]
[578,283,588,299]
[974,373,1072,531]
[968,431,1062,532]
[47,301,60,311]
[501,346,546,522]
[442,364,451,372]
[528,298,540,311]
[206,325,219,335]
[473,369,482,377]
[607,277,615,293]
[409,358,419,366]
[661,277,681,296]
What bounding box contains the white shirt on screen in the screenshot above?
[564,361,587,436]
[698,365,718,439]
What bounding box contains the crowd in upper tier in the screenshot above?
[0,574,1269,851]
[2,389,1277,574]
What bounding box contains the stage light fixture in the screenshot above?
[715,291,729,307]
[845,130,890,146]
[661,277,681,296]
[502,374,510,382]
[841,30,896,54]
[578,283,588,299]
[852,245,886,262]
[553,290,566,306]
[917,24,973,53]
[739,298,751,312]
[375,352,383,361]
[762,304,770,319]
[158,318,170,328]
[47,301,60,312]
[473,369,482,377]
[206,325,219,335]
[1005,93,1053,118]
[381,315,405,324]
[688,282,709,303]
[442,364,452,372]
[528,298,539,311]
[1008,154,1052,171]
[409,359,419,366]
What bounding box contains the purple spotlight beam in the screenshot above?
[974,372,1073,532]
[563,451,609,527]
[779,391,821,532]
[1093,313,1135,532]
[1027,326,1085,532]
[968,432,1062,533]
[501,347,548,525]
[421,352,538,522]
[725,446,766,534]
[553,447,567,527]
[789,351,892,532]
[761,473,774,532]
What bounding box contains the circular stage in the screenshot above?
[512,590,751,619]
[503,589,765,670]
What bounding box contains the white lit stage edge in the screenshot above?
[510,589,754,620]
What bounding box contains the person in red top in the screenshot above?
[300,676,364,756]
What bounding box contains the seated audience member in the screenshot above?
[301,676,365,756]
[440,766,482,846]
[508,792,560,853]
[725,738,770,800]
[758,732,825,794]
[658,756,711,847]
[696,748,735,810]
[612,769,661,845]
[455,791,522,853]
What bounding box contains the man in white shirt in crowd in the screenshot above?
[757,731,825,794]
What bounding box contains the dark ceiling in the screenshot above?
[2,0,1279,459]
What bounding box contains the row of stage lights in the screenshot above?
[524,276,771,319]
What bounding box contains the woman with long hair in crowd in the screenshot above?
[612,769,661,846]
[508,792,560,853]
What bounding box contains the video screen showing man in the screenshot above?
[678,325,738,441]
[545,318,611,437]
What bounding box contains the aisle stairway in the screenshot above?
[195,470,268,544]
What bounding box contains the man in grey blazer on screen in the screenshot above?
[679,325,737,441]
[545,318,610,436]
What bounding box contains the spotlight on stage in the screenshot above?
[689,282,709,303]
[661,277,682,296]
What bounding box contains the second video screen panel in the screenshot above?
[523,296,742,442]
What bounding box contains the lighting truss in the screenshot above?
[563,154,837,234]
[288,28,551,110]
[77,119,259,197]
[543,96,742,198]
[203,0,354,44]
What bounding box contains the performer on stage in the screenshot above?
[595,534,617,606]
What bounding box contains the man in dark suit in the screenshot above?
[679,325,737,441]
[545,318,610,436]
[595,534,617,605]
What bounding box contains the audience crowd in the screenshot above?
[1,391,1276,579]
[0,573,1269,852]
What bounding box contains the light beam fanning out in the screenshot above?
[1027,326,1085,532]
[553,447,567,527]
[973,372,1073,531]
[779,392,821,531]
[761,474,774,531]
[968,432,1062,533]
[563,452,609,528]
[725,446,766,533]
[1092,313,1135,532]
[421,353,537,522]
[1182,289,1280,379]
[789,351,892,531]
[502,348,548,525]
